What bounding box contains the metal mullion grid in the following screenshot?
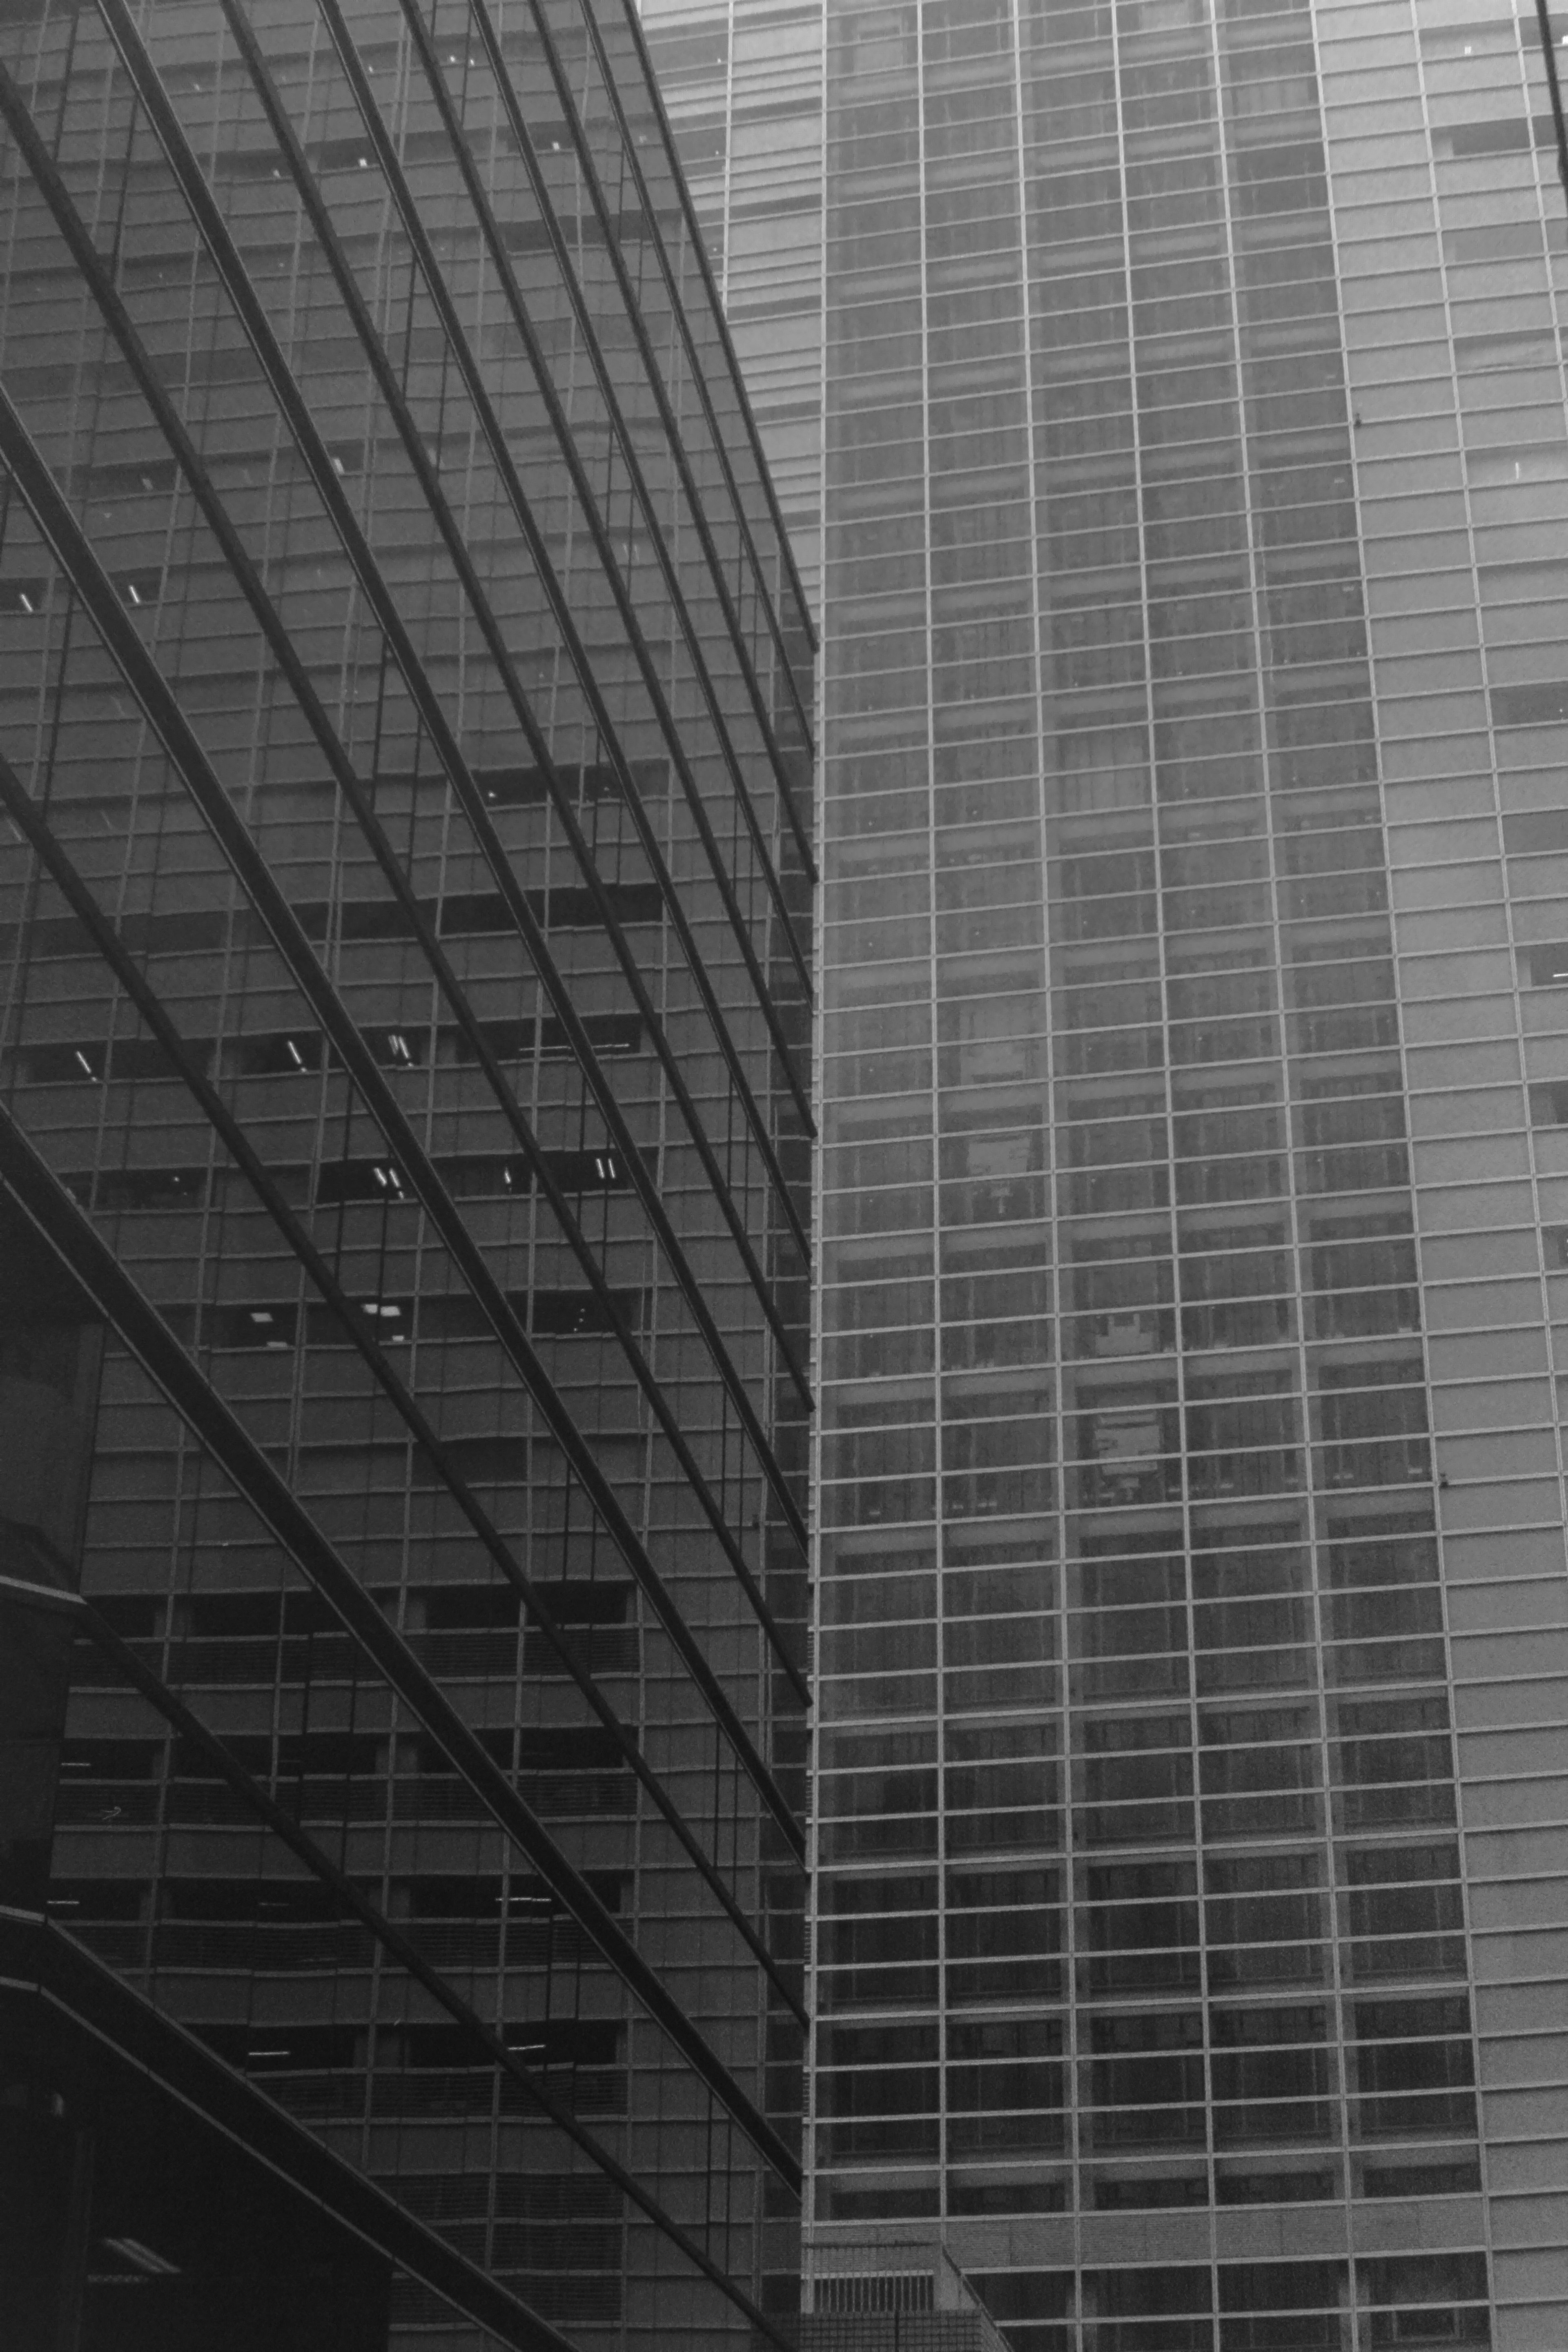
[1004,0,1078,2256]
[432,0,820,993]
[1115,27,1224,2250]
[0,732,805,2022]
[390,604,444,2139]
[1175,9,1297,2239]
[31,73,143,1205]
[1241,44,1364,2233]
[1056,0,1196,2263]
[721,0,737,319]
[627,1321,655,2336]
[608,0,816,670]
[139,1336,183,1996]
[381,36,475,1506]
[296,0,815,1310]
[1532,0,1568,212]
[8,1111,800,2187]
[808,12,933,2226]
[1512,0,1568,2058]
[100,10,815,1482]
[802,0,828,2243]
[1206,0,1346,2236]
[0,543,73,1122]
[545,0,817,783]
[1392,12,1537,2274]
[565,0,775,741]
[142,104,190,800]
[645,803,696,1911]
[14,1572,792,2350]
[784,0,824,2240]
[1,51,813,1655]
[1322,0,1482,2228]
[1026,17,1112,2254]
[20,0,799,2136]
[910,0,951,2230]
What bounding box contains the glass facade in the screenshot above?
[0,0,812,2345]
[640,0,825,602]
[654,0,1568,2345]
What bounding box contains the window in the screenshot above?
[1084,1861,1200,1993]
[947,2017,1065,2151]
[947,1865,1064,2004]
[1086,2012,1205,2147]
[1200,1712,1320,1839]
[817,1893,939,2009]
[1206,1851,1324,1988]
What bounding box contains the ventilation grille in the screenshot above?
[816,2272,936,2314]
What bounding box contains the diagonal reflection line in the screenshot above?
[0,1568,795,2348]
[610,0,818,672]
[1534,0,1568,214]
[0,1105,802,2193]
[1,26,808,1665]
[500,0,817,838]
[0,743,808,2020]
[0,45,811,1667]
[226,0,814,1211]
[0,371,802,1855]
[299,0,815,1126]
[94,0,815,1444]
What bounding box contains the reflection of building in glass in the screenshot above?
[662,0,1568,2344]
[0,1,812,2344]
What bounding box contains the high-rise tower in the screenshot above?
[0,1,813,2345]
[661,0,1568,2344]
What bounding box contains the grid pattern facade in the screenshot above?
[658,0,1568,2348]
[639,0,826,603]
[0,0,813,2343]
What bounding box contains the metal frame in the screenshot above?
[0,1905,582,2352]
[1534,0,1568,213]
[0,1107,801,2192]
[0,378,802,1865]
[806,0,1488,2292]
[0,1568,796,2349]
[0,743,806,2022]
[93,0,815,1452]
[608,0,818,667]
[0,50,810,1716]
[539,0,819,777]
[238,0,815,1147]
[470,0,818,878]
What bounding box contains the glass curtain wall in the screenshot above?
[638,0,827,607]
[812,0,1492,2345]
[0,0,814,2344]
[1313,6,1568,2347]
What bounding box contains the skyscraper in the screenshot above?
[0,1,812,2345]
[659,0,1568,2343]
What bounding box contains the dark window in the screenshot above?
[207,1302,299,1351]
[94,1166,209,1210]
[232,1031,324,1078]
[1525,943,1568,987]
[523,1581,636,1676]
[316,1159,410,1206]
[111,566,164,608]
[532,1289,639,1338]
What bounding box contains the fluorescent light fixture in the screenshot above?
[101,2237,180,2277]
